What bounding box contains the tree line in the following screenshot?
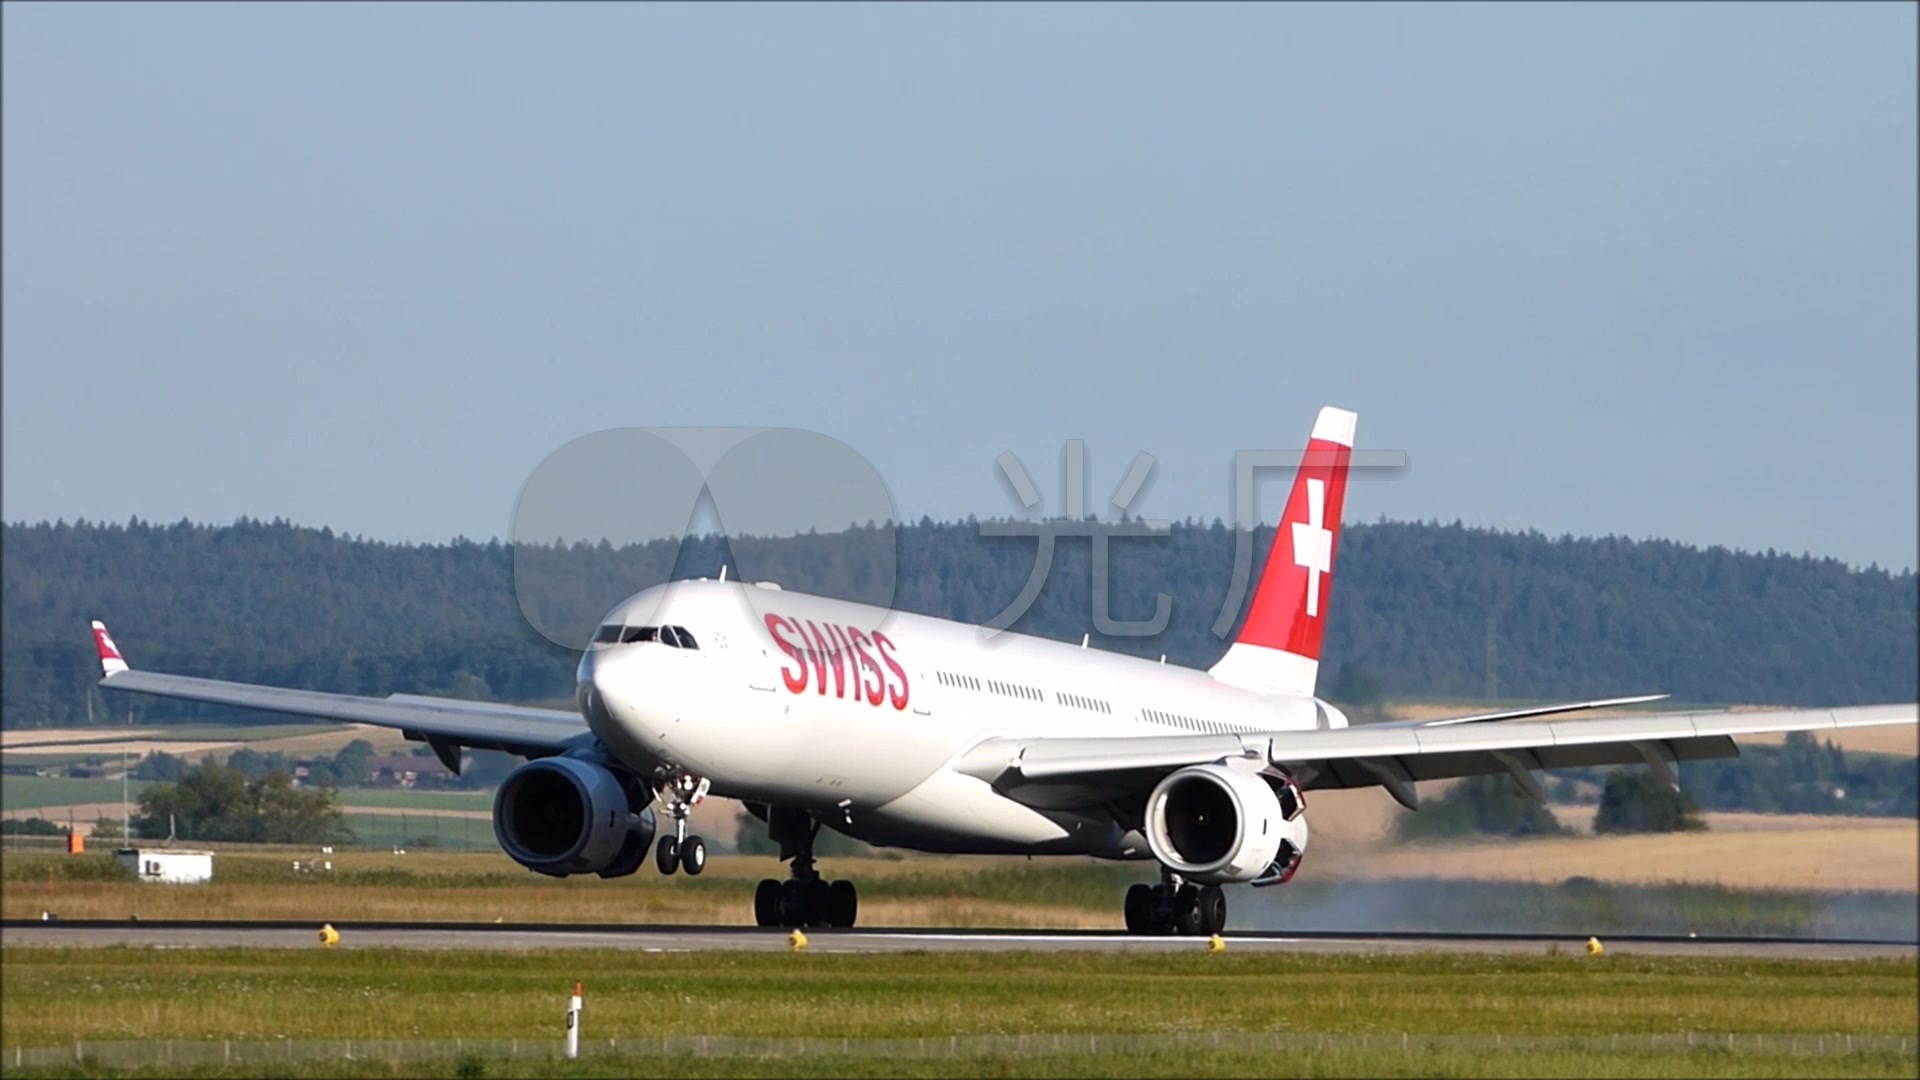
[3,515,1914,728]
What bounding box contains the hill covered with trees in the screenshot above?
[2,516,1914,728]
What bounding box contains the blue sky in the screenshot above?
[4,2,1915,569]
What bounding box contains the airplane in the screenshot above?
[90,405,1918,935]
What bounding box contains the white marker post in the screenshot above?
[564,981,582,1059]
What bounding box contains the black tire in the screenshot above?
[779,879,808,927]
[680,835,707,876]
[1175,884,1204,936]
[827,880,858,928]
[754,879,781,927]
[1123,883,1153,935]
[807,878,834,927]
[655,836,680,876]
[1198,885,1227,936]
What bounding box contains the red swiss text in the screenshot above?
[764,614,909,710]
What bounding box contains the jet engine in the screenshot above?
[1143,764,1309,886]
[493,756,656,878]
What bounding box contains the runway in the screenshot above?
[3,920,1913,959]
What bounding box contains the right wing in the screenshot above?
[90,621,590,769]
[960,702,1917,813]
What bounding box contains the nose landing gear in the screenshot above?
[1123,869,1226,936]
[653,773,710,876]
[751,806,858,929]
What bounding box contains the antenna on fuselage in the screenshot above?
[719,564,729,582]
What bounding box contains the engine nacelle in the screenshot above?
[1144,764,1310,886]
[493,756,656,878]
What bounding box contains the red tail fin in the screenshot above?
[1209,406,1355,695]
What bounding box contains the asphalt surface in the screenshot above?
[3,920,1913,959]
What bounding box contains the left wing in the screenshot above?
[90,621,590,769]
[959,702,1918,812]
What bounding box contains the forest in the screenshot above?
[2,515,1914,728]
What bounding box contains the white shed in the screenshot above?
[114,848,214,884]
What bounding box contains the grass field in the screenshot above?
[334,789,495,812]
[0,948,1913,1078]
[0,777,152,813]
[0,775,492,815]
[6,851,1916,939]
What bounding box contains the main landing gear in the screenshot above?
[751,806,858,929]
[654,773,709,877]
[1123,869,1227,936]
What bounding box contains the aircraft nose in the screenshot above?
[587,646,647,704]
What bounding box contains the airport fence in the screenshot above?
[8,1030,1914,1072]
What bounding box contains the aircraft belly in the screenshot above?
[850,769,1133,856]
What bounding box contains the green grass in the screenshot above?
[141,723,346,742]
[335,789,495,812]
[0,948,1912,1077]
[5,851,1916,939]
[1,752,119,769]
[334,813,500,852]
[10,1040,1920,1079]
[0,776,151,812]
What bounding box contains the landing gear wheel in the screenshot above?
[754,879,781,927]
[655,836,680,876]
[806,878,833,927]
[1123,883,1153,934]
[1175,884,1205,936]
[826,880,859,928]
[679,835,707,876]
[779,879,809,927]
[1198,885,1227,936]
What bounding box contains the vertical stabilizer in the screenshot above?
[1208,406,1356,696]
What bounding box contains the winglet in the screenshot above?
[91,620,130,676]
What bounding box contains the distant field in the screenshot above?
[0,728,164,748]
[334,788,494,811]
[0,777,150,813]
[0,947,1912,1079]
[1741,724,1917,757]
[1548,805,1919,836]
[1327,825,1919,893]
[0,723,339,748]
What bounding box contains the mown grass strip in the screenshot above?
[8,1032,1919,1080]
[3,947,1913,1052]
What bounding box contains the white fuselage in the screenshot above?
[577,579,1347,858]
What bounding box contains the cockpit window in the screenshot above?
[594,623,699,649]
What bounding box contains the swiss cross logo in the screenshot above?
[1290,477,1332,618]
